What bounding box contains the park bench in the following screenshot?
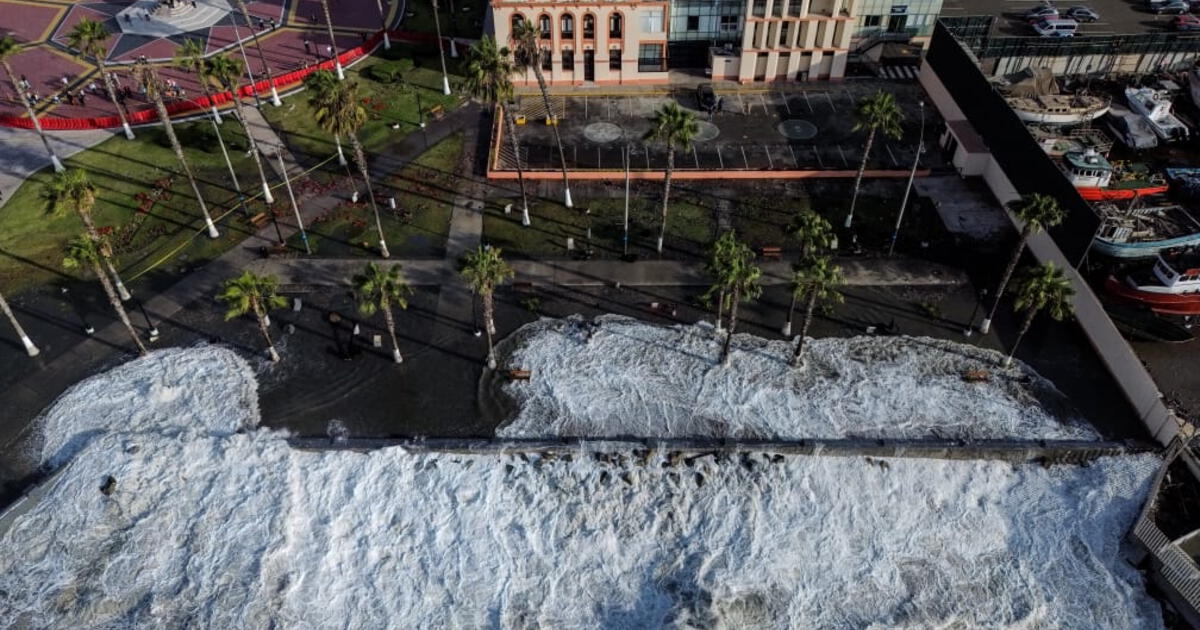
[506,369,532,381]
[428,104,445,121]
[512,281,534,294]
[259,243,289,258]
[760,246,782,260]
[249,212,269,228]
[648,301,678,317]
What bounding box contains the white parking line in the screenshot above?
[824,92,836,112]
[837,145,848,167]
[693,144,700,168]
[802,91,814,114]
[788,144,799,167]
[741,145,749,169]
[763,145,773,169]
[780,91,792,115]
[758,93,769,115]
[717,145,724,169]
[812,145,824,168]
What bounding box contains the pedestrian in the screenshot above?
[79,91,87,106]
[326,44,333,58]
[256,17,263,30]
[360,32,367,43]
[303,39,311,54]
[310,13,317,24]
[144,11,150,21]
[65,92,74,105]
[269,17,276,29]
[190,0,196,7]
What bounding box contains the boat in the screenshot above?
[1092,203,1200,258]
[1105,253,1200,315]
[1003,67,1109,125]
[1102,302,1195,342]
[1030,125,1112,157]
[1165,167,1200,200]
[1105,102,1159,150]
[1189,64,1200,109]
[1125,87,1190,141]
[1061,149,1169,201]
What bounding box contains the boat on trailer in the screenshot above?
[1092,202,1200,259]
[1061,149,1169,201]
[1105,253,1200,315]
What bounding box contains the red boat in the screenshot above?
[1062,149,1169,201]
[1105,254,1200,315]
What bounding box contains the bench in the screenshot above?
[249,212,269,228]
[506,369,532,381]
[427,104,445,121]
[512,281,534,294]
[259,243,289,258]
[760,246,782,260]
[648,301,678,317]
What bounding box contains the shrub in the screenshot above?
[368,59,415,83]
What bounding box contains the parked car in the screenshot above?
[1064,6,1100,21]
[1033,18,1079,36]
[697,83,719,114]
[1025,4,1060,21]
[1174,13,1200,28]
[1153,0,1190,14]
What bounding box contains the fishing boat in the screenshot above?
[1003,67,1109,125]
[1092,203,1200,258]
[1061,149,1169,201]
[1125,87,1190,141]
[1105,253,1200,315]
[1165,167,1200,200]
[1105,102,1159,150]
[1102,302,1195,343]
[1189,64,1200,109]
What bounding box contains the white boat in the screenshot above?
[1189,65,1200,109]
[1006,93,1110,125]
[1125,87,1189,141]
[1105,102,1159,151]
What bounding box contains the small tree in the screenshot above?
[704,231,761,364]
[352,262,412,364]
[0,35,63,171]
[1004,262,1074,367]
[645,102,699,254]
[844,90,904,229]
[465,36,531,226]
[719,254,762,365]
[208,54,277,206]
[63,234,146,356]
[980,193,1066,334]
[45,169,132,301]
[789,256,843,367]
[787,208,835,261]
[67,19,135,139]
[461,245,514,369]
[703,231,752,332]
[218,271,288,362]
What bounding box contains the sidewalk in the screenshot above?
[0,126,114,206]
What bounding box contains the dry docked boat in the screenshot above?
[1125,87,1189,141]
[1105,253,1200,315]
[1003,67,1109,124]
[1061,149,1168,201]
[1092,202,1200,259]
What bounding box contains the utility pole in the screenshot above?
[623,143,631,257]
[279,147,310,254]
[888,101,924,257]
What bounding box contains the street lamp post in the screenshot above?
[136,298,159,341]
[964,288,988,338]
[623,143,631,258]
[888,101,924,257]
[278,147,310,254]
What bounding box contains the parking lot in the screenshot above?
[941,0,1195,36]
[497,82,939,174]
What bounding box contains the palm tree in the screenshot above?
[461,245,514,369]
[311,79,391,258]
[374,0,393,50]
[431,0,452,95]
[844,90,904,229]
[0,287,39,356]
[217,271,288,361]
[716,237,762,365]
[1004,262,1074,367]
[231,0,282,104]
[645,102,699,254]
[208,54,276,205]
[0,35,63,172]
[787,208,835,262]
[703,230,751,332]
[134,60,219,239]
[512,19,572,207]
[175,38,222,124]
[318,0,345,80]
[789,255,843,367]
[352,262,411,363]
[66,19,135,139]
[304,70,351,167]
[45,169,132,302]
[465,36,530,226]
[979,193,1066,334]
[63,234,146,356]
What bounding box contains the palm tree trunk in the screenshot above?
[73,206,131,301]
[251,297,280,361]
[150,92,219,238]
[1004,306,1037,367]
[97,60,135,139]
[334,133,349,166]
[714,288,725,332]
[228,92,275,204]
[102,256,132,301]
[845,127,875,229]
[382,303,402,363]
[483,291,496,368]
[503,107,531,226]
[197,76,223,124]
[658,146,674,254]
[234,0,282,104]
[431,0,450,94]
[980,227,1029,334]
[319,0,345,81]
[782,289,797,337]
[0,288,38,356]
[89,256,146,355]
[2,60,63,171]
[720,284,740,364]
[349,134,390,258]
[791,289,818,367]
[375,0,392,49]
[531,62,571,207]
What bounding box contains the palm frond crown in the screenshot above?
[1012,262,1075,321]
[353,262,412,317]
[1009,193,1066,234]
[645,102,700,152]
[853,90,904,141]
[461,246,514,295]
[44,168,95,215]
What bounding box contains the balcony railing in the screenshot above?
[610,29,622,39]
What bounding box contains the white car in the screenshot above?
[1033,18,1079,37]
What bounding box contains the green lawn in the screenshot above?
[288,132,462,257]
[264,46,464,163]
[0,121,263,293]
[483,194,715,260]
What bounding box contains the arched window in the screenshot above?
[561,14,574,37]
[583,14,595,39]
[609,13,623,39]
[539,15,551,39]
[511,14,524,35]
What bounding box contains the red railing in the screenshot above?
[0,29,440,130]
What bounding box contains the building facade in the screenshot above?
[487,0,859,85]
[850,0,943,50]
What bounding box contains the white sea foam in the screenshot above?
[0,330,1164,629]
[494,315,1095,441]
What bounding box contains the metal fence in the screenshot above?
[1130,439,1200,612]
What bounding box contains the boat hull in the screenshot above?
[1076,184,1169,201]
[1013,107,1109,125]
[1104,275,1200,315]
